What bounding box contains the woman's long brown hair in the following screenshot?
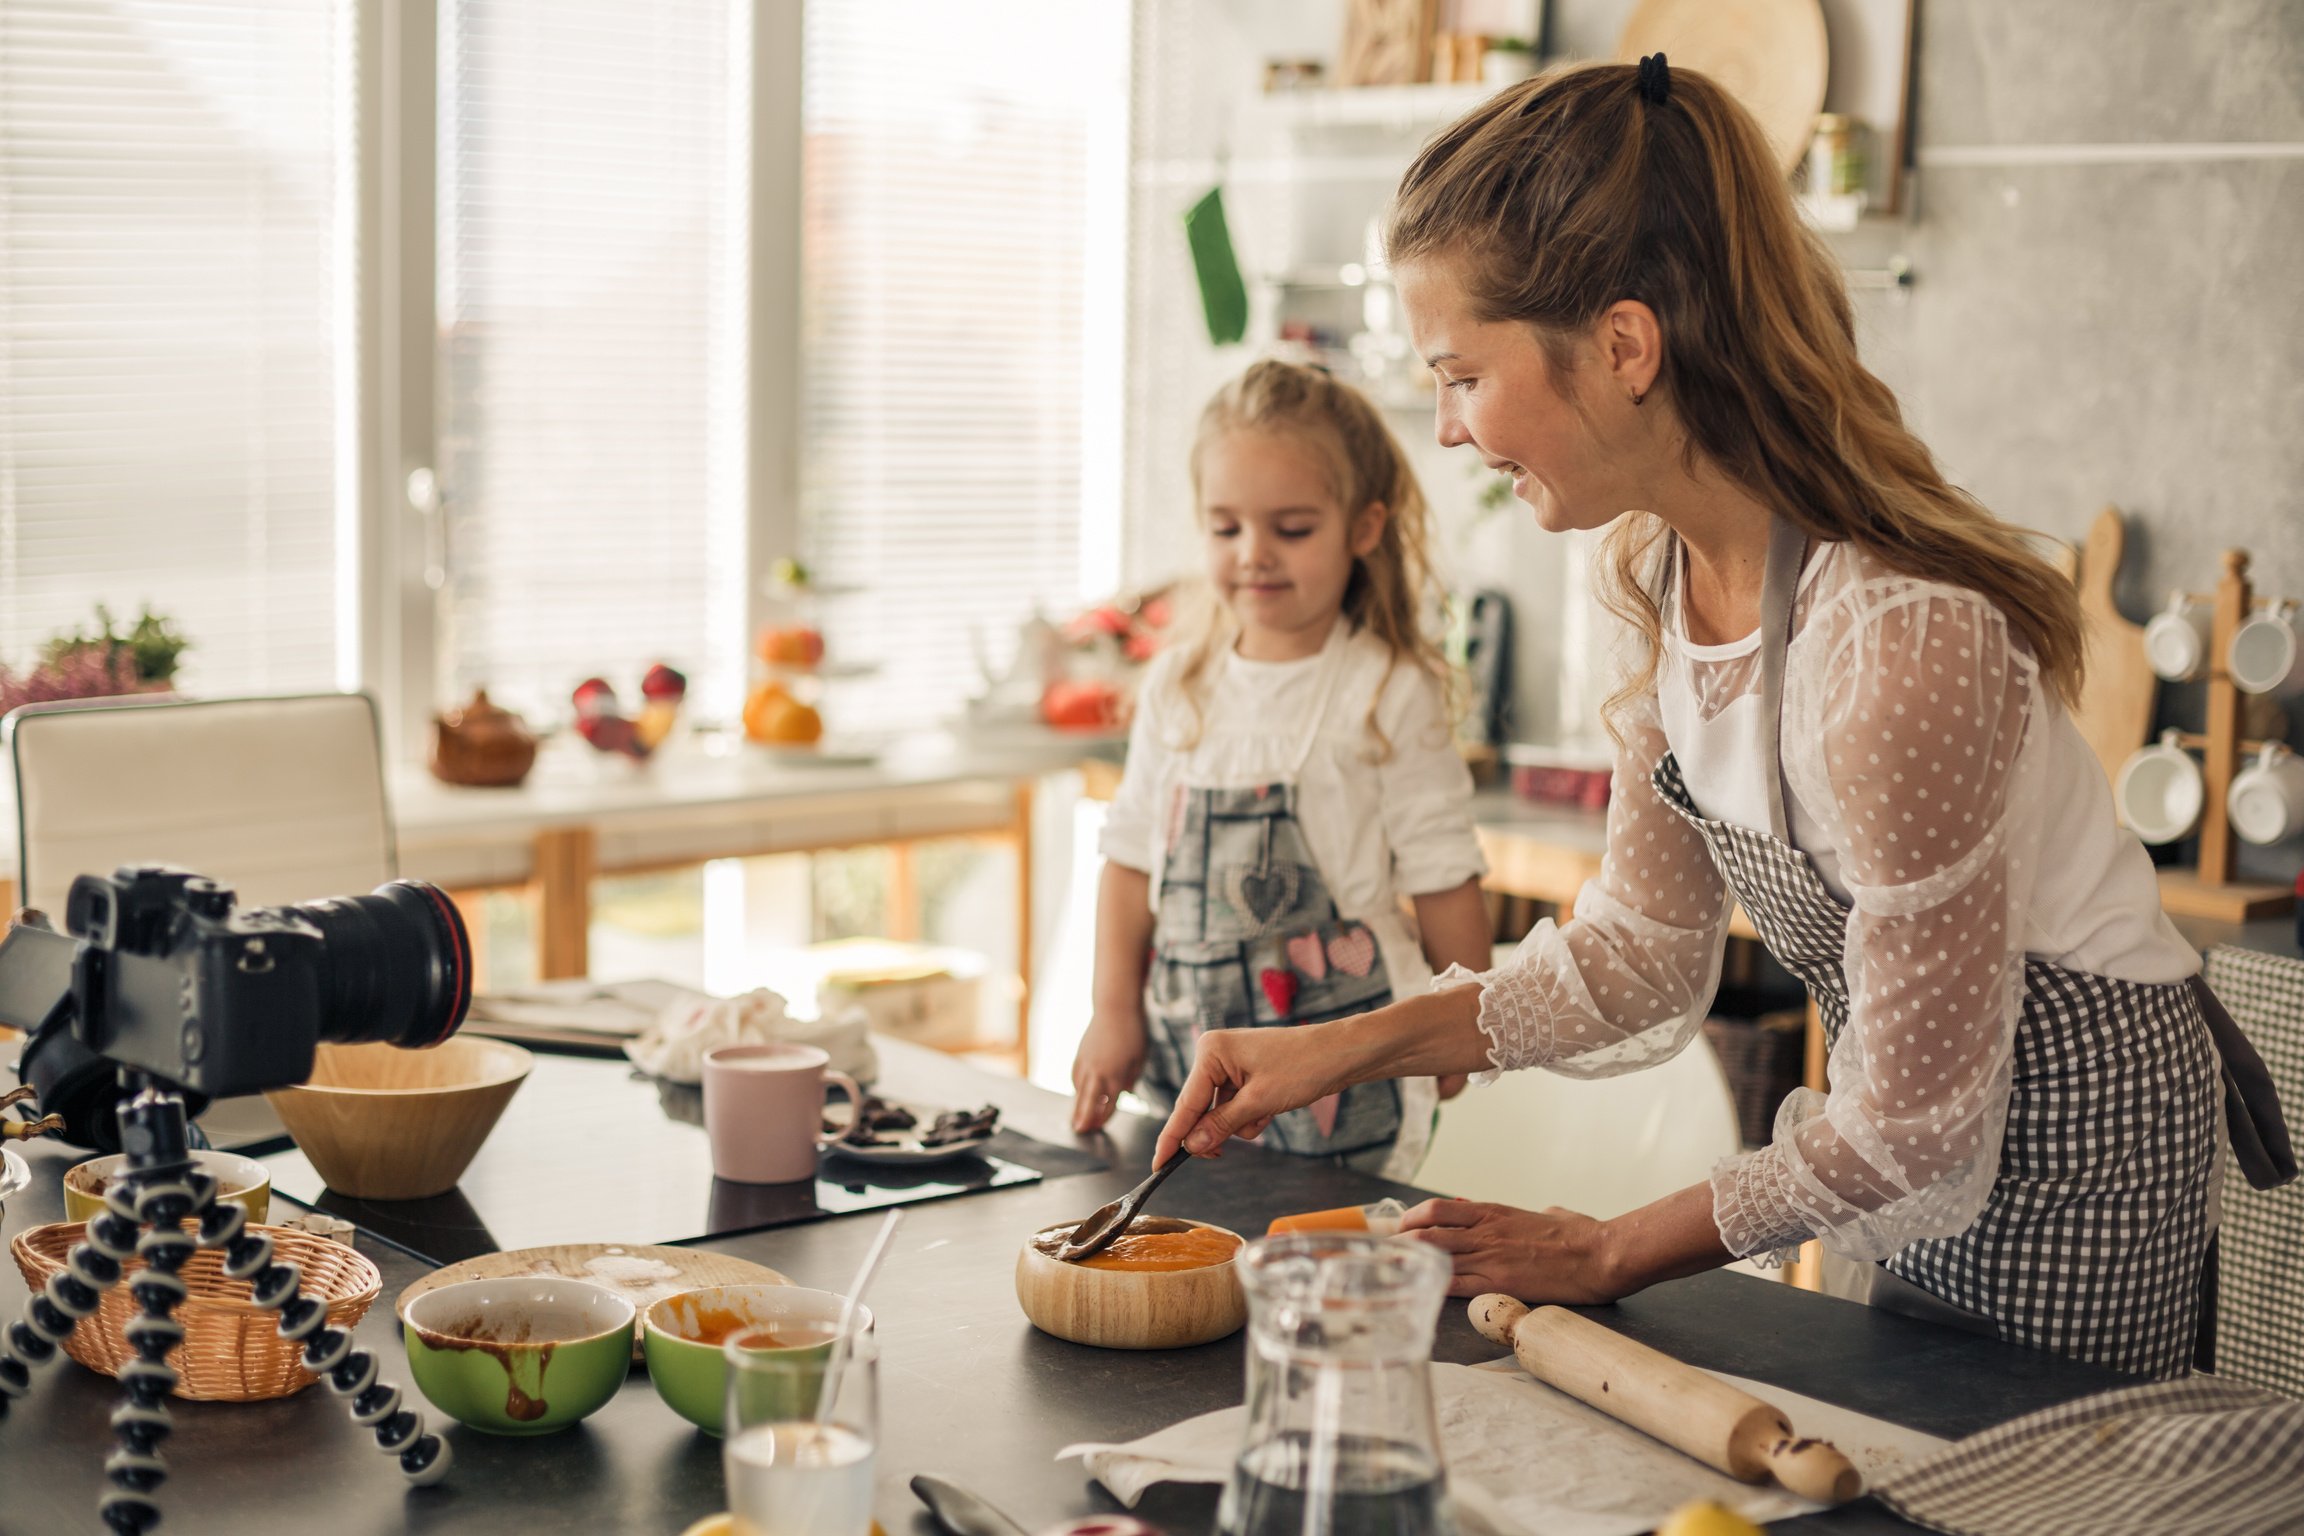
[1170,358,1449,758]
[1385,62,2084,727]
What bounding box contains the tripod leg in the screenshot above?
[0,1180,139,1417]
[205,1197,453,1488]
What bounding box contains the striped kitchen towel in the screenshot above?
[1875,1376,2304,1536]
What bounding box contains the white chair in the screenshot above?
[1413,947,1744,1218]
[8,692,395,916]
[6,692,398,1146]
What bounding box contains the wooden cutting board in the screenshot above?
[1618,0,1828,174]
[2067,505,2158,789]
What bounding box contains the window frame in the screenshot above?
[365,0,803,764]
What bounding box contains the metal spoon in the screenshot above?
[911,1473,1029,1536]
[1053,1146,1191,1264]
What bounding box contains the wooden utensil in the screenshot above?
[1470,1293,1862,1503]
[398,1242,790,1361]
[1054,1146,1190,1263]
[2070,505,2159,790]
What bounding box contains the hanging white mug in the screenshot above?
[2227,742,2304,846]
[2114,728,2205,845]
[2227,600,2302,695]
[2142,591,2214,682]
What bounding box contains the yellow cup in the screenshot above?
[62,1150,272,1226]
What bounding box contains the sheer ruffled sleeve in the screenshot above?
[1711,583,2041,1264]
[1434,683,1733,1085]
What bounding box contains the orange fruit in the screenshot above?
[744,682,821,745]
[755,626,824,667]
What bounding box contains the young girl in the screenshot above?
[1070,359,1492,1180]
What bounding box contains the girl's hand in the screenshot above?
[1153,1023,1346,1164]
[1070,1011,1148,1133]
[1396,1198,1625,1303]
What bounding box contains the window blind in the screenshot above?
[798,1,1129,731]
[0,0,352,697]
[437,0,748,723]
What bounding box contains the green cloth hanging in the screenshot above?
[1183,186,1248,347]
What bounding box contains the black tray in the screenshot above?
[259,1051,1057,1266]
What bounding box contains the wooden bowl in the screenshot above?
[1014,1218,1247,1350]
[265,1037,532,1199]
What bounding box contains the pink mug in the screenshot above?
[700,1043,862,1184]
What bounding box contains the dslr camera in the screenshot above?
[2,865,472,1147]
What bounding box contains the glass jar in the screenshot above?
[1217,1234,1455,1536]
[1808,114,1867,198]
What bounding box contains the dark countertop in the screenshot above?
[0,1041,2137,1536]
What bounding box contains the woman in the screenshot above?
[1154,57,2292,1381]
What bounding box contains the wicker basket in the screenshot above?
[9,1221,381,1402]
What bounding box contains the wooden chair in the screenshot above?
[7,692,395,916]
[5,692,398,1145]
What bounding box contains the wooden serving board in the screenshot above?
[396,1243,790,1359]
[2068,505,2158,789]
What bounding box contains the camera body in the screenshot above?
[67,868,338,1098]
[3,864,472,1144]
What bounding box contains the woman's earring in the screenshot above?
[1631,390,1645,407]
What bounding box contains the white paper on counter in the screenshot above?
[1058,1357,1948,1536]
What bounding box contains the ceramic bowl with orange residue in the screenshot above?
[1014,1217,1246,1350]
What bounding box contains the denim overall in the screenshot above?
[1137,631,1407,1167]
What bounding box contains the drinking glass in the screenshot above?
[723,1322,878,1536]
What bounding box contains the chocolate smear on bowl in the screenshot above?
[416,1304,603,1421]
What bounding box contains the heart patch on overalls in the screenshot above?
[1259,968,1298,1017]
[1326,925,1376,978]
[1224,861,1299,934]
[1285,931,1327,980]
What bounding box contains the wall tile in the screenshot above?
[1919,0,2304,147]
[1895,157,2304,611]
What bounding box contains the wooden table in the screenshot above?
[0,729,1109,1061]
[0,1038,2150,1535]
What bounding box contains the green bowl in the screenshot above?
[403,1276,635,1435]
[642,1284,872,1437]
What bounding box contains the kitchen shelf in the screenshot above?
[1247,81,1504,132]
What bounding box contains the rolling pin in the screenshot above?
[1469,1294,1862,1504]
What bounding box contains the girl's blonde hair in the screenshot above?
[1384,62,2084,731]
[1169,358,1449,758]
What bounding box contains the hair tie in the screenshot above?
[1636,52,1671,106]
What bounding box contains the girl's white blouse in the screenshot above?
[1099,624,1489,980]
[1441,540,2200,1265]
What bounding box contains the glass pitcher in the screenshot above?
[1217,1233,1455,1536]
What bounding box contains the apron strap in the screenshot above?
[1656,517,1809,842]
[2190,975,2299,1190]
[1753,512,1810,843]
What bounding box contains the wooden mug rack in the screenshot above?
[2154,549,2297,922]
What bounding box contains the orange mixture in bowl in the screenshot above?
[1073,1225,1241,1273]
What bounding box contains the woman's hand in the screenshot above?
[1152,1022,1349,1164]
[1070,1011,1147,1133]
[1396,1198,1625,1303]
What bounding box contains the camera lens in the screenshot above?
[296,880,474,1049]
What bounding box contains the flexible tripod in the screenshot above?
[0,1072,451,1532]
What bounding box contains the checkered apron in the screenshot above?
[1652,519,2222,1381]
